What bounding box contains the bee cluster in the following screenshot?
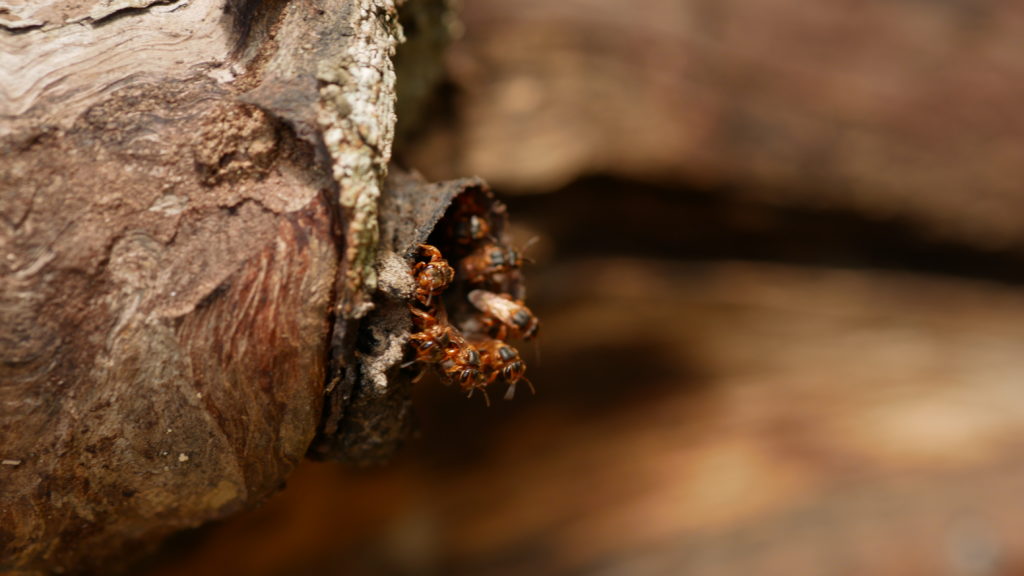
[405,190,539,405]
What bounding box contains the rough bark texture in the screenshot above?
[1,79,337,573]
[0,0,448,571]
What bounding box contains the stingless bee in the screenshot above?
[467,289,540,341]
[408,306,491,404]
[474,337,534,401]
[411,244,455,306]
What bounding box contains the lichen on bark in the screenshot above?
[317,0,404,319]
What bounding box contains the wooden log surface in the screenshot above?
[405,0,1024,251]
[0,0,428,571]
[1,79,337,573]
[7,0,1024,572]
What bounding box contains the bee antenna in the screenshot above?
[523,376,536,396]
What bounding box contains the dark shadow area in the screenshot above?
[503,175,1024,285]
[522,339,707,412]
[408,336,709,473]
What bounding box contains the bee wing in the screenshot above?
[468,289,520,327]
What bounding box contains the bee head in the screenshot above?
[497,345,518,362]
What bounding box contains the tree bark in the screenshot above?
[0,0,451,571]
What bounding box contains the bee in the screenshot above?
[441,190,500,252]
[407,306,491,404]
[467,289,540,341]
[408,306,454,365]
[458,241,530,285]
[438,338,489,403]
[451,213,492,245]
[411,244,455,306]
[475,338,535,401]
[403,189,541,408]
[458,236,537,292]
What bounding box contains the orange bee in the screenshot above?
[458,242,510,285]
[411,244,455,306]
[467,289,540,341]
[408,307,454,365]
[457,237,536,295]
[408,306,490,404]
[475,338,535,401]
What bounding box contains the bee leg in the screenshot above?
[467,387,491,407]
[436,369,453,386]
[410,366,427,383]
[523,377,536,396]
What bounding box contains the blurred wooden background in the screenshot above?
[143,0,1024,574]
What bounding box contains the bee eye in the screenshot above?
[467,349,480,365]
[498,346,516,361]
[512,310,531,327]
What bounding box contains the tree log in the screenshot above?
[0,0,456,571]
[410,0,1024,251]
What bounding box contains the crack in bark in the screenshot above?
[79,0,187,26]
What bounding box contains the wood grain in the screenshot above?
[0,0,414,570]
[0,0,236,132]
[408,0,1024,251]
[0,76,338,572]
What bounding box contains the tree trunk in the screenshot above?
[0,0,451,571]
